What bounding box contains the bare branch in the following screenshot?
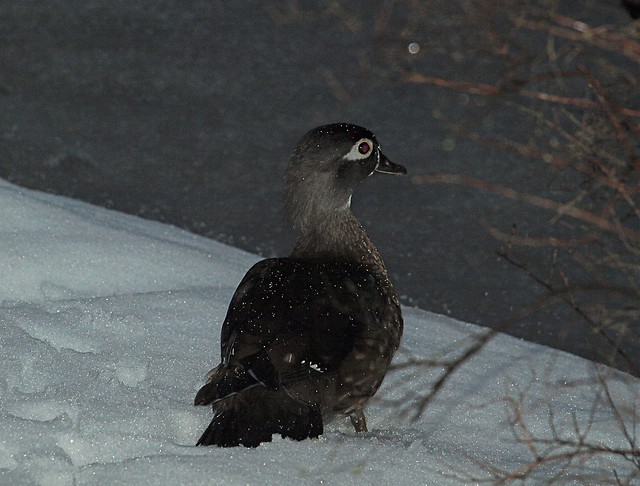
[411,173,640,242]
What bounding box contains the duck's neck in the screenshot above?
[289,210,388,272]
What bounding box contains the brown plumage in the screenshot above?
[195,123,405,447]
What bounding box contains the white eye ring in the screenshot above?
[343,139,374,161]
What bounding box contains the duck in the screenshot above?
[194,123,406,447]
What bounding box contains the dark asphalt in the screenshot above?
[1,0,637,374]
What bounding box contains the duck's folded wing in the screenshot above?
[217,257,397,384]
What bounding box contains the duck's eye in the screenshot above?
[344,139,374,161]
[358,141,372,155]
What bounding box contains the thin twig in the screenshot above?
[496,250,640,376]
[411,173,640,242]
[403,72,640,118]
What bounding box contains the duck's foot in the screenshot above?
[349,409,368,433]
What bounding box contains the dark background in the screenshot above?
[1,1,637,372]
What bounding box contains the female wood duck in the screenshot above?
[195,123,405,447]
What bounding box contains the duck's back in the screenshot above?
[220,257,402,412]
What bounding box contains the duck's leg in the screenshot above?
[349,409,368,433]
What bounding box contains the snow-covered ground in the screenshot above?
[1,178,638,485]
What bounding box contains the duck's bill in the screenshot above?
[375,152,407,175]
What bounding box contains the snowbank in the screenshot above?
[1,179,637,485]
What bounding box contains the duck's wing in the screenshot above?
[195,257,401,406]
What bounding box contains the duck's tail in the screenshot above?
[195,387,323,447]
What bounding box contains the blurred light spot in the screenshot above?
[408,42,420,54]
[457,94,469,105]
[441,137,456,152]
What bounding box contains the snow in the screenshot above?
[1,178,638,485]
